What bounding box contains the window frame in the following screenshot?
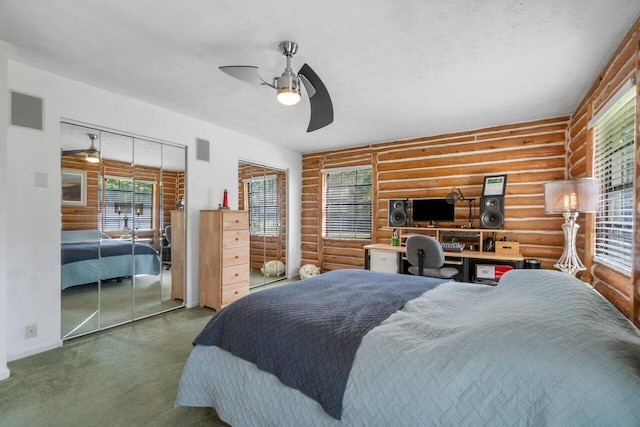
[321,165,373,240]
[591,82,635,276]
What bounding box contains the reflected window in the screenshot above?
[101,177,154,231]
[245,175,279,237]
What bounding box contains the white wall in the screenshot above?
[0,42,10,380]
[3,60,302,363]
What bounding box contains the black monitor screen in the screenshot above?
[412,199,455,223]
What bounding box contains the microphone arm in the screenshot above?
[451,187,475,228]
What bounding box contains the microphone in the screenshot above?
[446,187,464,204]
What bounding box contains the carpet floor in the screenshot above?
[0,307,229,427]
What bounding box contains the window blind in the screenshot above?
[593,85,635,275]
[247,176,279,237]
[322,167,372,239]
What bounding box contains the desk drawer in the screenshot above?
[496,241,520,255]
[370,250,399,273]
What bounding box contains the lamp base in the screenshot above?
[554,211,585,276]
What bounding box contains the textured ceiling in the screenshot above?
[1,0,639,153]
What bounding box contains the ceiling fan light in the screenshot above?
[85,151,100,163]
[277,87,301,106]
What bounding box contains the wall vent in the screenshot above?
[196,138,210,162]
[11,91,43,130]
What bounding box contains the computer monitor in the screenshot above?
[411,199,455,224]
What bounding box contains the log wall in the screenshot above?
[301,117,569,272]
[566,17,640,324]
[61,156,182,248]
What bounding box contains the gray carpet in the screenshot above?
[0,307,229,427]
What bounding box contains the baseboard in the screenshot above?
[8,340,63,362]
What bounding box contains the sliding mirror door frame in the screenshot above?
[61,121,186,340]
[61,124,102,338]
[238,160,288,288]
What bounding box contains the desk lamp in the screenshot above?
[446,187,476,228]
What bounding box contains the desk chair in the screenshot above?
[162,225,172,269]
[406,235,458,279]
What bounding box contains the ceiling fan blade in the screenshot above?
[298,63,333,132]
[219,65,271,86]
[61,149,85,156]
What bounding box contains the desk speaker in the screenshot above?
[480,196,504,229]
[388,199,408,227]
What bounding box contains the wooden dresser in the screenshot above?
[199,209,250,310]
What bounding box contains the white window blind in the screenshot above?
[322,167,372,239]
[592,84,635,275]
[246,176,279,237]
[100,177,154,232]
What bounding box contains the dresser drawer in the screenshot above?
[223,229,250,249]
[221,280,250,306]
[223,245,249,267]
[222,263,249,285]
[223,213,249,230]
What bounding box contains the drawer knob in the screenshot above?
[234,290,238,295]
[235,273,239,277]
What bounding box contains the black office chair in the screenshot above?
[162,225,172,269]
[406,235,458,279]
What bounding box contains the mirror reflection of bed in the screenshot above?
[238,161,288,288]
[60,122,186,339]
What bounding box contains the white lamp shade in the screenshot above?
[544,178,598,213]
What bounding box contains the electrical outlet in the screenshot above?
[25,324,37,339]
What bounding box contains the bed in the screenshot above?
[176,269,640,426]
[61,230,161,290]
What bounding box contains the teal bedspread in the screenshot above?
[177,269,640,426]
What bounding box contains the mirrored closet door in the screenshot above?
[61,122,186,339]
[238,161,287,288]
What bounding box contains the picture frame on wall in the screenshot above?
[482,174,507,196]
[61,168,86,206]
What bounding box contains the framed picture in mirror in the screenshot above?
[61,168,86,206]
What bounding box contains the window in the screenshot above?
[101,177,154,231]
[246,175,279,237]
[322,166,372,239]
[592,84,635,275]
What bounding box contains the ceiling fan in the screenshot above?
[62,133,100,163]
[219,41,333,132]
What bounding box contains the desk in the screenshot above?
[363,243,524,282]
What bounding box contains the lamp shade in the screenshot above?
[544,178,598,213]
